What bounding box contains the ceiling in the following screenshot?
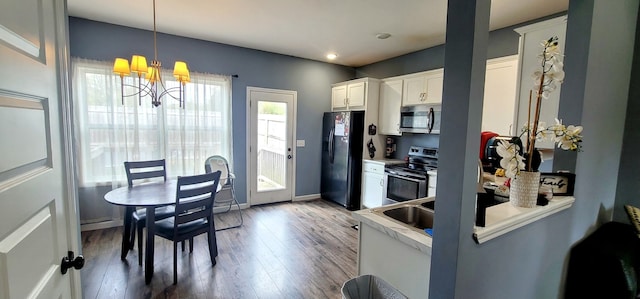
[67,0,568,67]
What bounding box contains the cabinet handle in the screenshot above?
[379,179,384,186]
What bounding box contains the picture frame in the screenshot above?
[540,172,575,196]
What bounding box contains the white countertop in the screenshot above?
[473,196,575,243]
[362,158,406,165]
[353,194,575,248]
[352,198,434,254]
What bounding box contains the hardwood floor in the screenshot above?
[81,199,359,298]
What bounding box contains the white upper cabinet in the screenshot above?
[347,81,366,108]
[331,85,348,110]
[514,16,567,149]
[482,55,519,136]
[378,79,403,136]
[402,69,444,106]
[331,80,366,111]
[330,78,385,159]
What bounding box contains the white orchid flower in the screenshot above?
[496,140,525,179]
[548,69,565,83]
[496,140,518,159]
[566,125,583,136]
[552,60,564,72]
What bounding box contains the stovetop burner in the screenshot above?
[385,146,438,176]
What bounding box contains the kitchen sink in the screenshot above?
[382,206,434,230]
[420,201,435,211]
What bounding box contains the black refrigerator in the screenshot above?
[321,111,365,210]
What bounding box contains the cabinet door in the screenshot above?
[515,17,567,148]
[424,71,444,104]
[332,85,347,110]
[428,174,437,197]
[379,80,403,135]
[362,171,385,209]
[482,56,518,135]
[347,81,366,109]
[402,75,427,106]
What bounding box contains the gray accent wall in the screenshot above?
[69,17,355,211]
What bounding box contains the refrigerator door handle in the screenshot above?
[328,128,335,163]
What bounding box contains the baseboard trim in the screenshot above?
[81,220,123,232]
[294,194,320,202]
[213,202,249,213]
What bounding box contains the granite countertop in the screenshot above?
[352,197,434,255]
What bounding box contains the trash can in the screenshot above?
[341,275,408,299]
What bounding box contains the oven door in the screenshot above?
[384,172,428,205]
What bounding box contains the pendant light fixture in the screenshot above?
[112,0,190,108]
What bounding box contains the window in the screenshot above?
[72,58,233,187]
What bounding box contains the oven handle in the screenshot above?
[386,172,427,183]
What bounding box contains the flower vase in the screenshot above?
[509,171,541,208]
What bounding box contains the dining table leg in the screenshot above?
[145,206,156,284]
[121,206,134,260]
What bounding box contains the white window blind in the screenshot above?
[71,58,233,187]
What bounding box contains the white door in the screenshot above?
[247,87,296,205]
[0,0,81,298]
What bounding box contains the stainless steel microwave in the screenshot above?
[399,104,441,134]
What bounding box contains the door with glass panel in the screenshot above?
[248,87,296,205]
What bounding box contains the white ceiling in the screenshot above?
[67,0,568,67]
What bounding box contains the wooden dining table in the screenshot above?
[104,180,178,284]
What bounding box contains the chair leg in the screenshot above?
[189,237,194,253]
[173,241,178,285]
[181,240,185,252]
[129,221,136,250]
[207,229,218,266]
[137,223,144,266]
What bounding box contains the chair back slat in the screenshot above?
[176,198,210,214]
[124,159,167,187]
[178,185,215,200]
[176,209,210,225]
[173,171,221,231]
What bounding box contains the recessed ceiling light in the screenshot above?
[326,53,338,60]
[376,33,391,40]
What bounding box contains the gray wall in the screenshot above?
[614,4,640,223]
[432,1,637,298]
[69,17,355,211]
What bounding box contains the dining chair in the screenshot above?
[154,170,222,284]
[204,155,243,230]
[124,159,175,266]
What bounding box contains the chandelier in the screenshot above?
[112,0,190,108]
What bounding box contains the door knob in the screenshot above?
[61,251,85,274]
